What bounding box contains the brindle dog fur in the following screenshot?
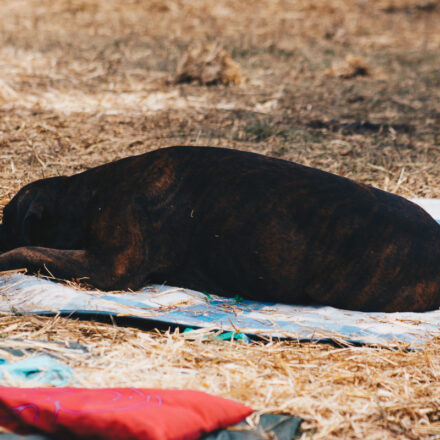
[0,146,439,312]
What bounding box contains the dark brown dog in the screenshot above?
[1,146,440,312]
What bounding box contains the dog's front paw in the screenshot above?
[0,249,28,274]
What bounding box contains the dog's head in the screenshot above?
[0,177,68,253]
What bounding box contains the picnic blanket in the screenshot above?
[0,198,440,347]
[2,273,440,346]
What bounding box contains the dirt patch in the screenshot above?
[306,120,415,134]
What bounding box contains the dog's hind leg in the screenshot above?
[0,247,136,291]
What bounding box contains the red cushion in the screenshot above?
[0,387,253,440]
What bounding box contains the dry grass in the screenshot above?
[1,314,440,440]
[0,0,439,438]
[0,0,439,201]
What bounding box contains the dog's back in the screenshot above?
[108,146,440,312]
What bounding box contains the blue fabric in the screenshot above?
[0,355,74,386]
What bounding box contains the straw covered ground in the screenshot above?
[2,314,440,440]
[0,0,439,438]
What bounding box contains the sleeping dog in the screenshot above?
[1,146,439,312]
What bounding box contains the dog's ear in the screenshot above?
[21,198,48,245]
